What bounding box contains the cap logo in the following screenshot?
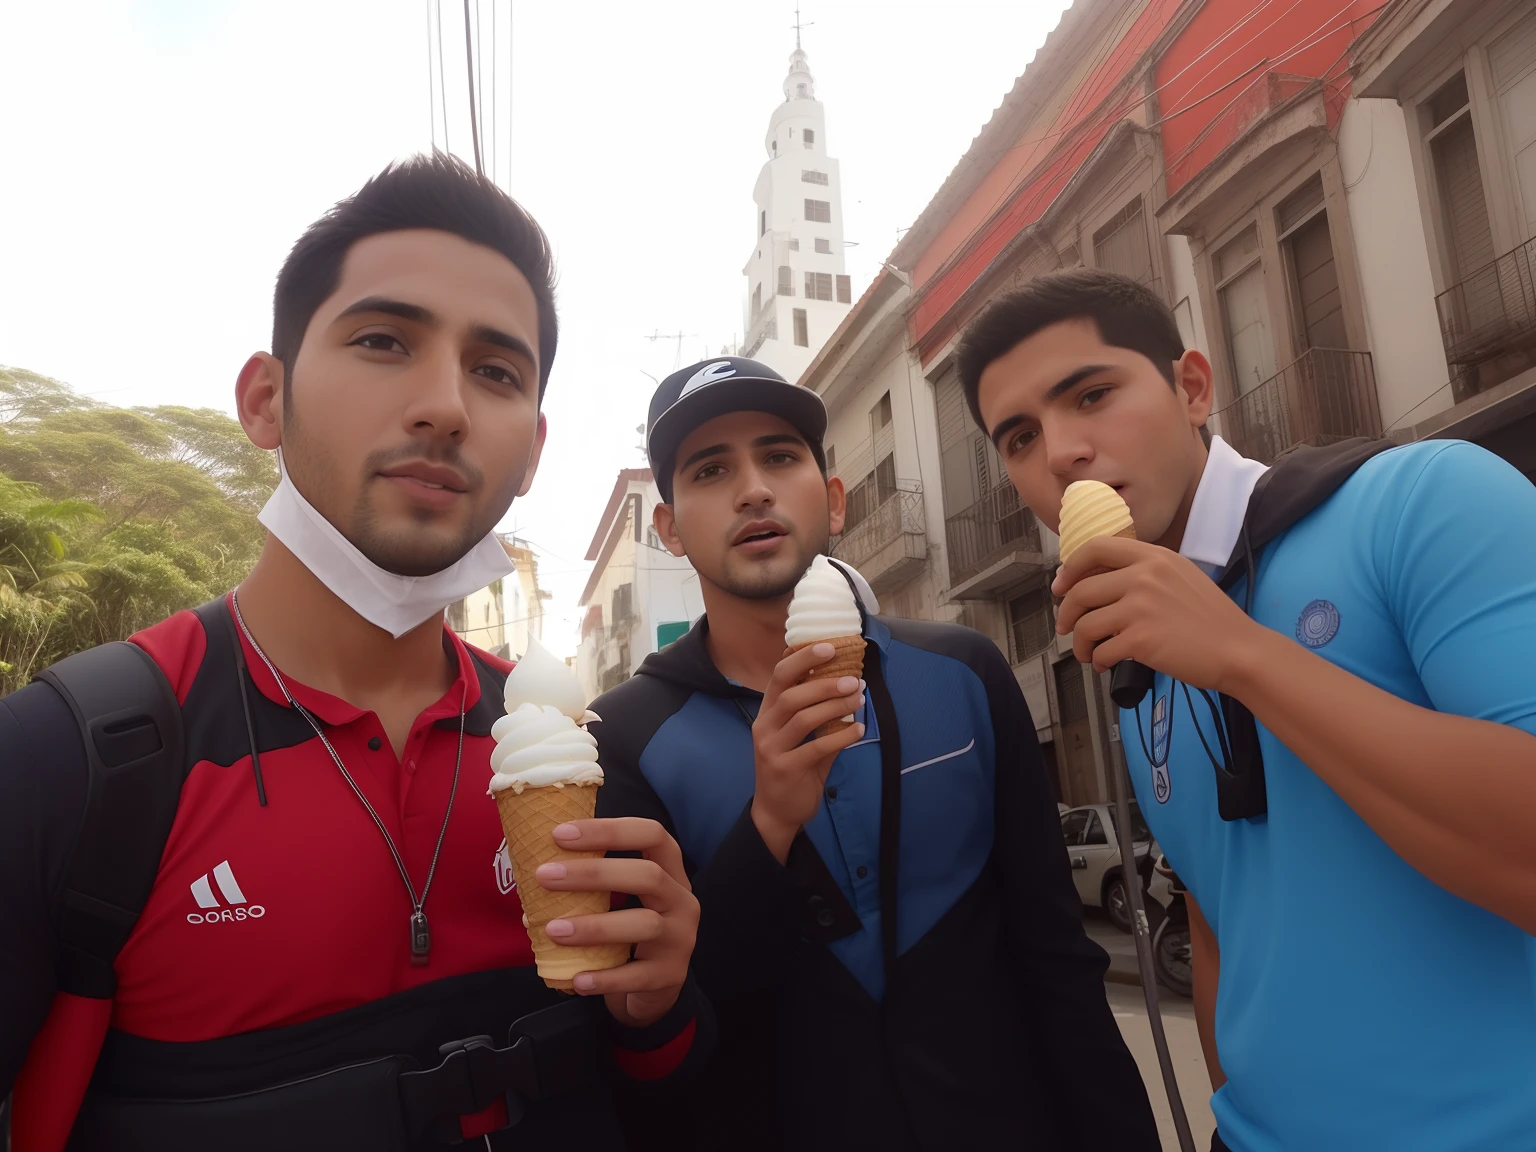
[679,360,737,398]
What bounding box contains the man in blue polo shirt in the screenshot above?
[957,269,1536,1151]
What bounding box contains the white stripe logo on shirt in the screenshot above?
[186,861,265,924]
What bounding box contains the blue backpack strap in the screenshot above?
[35,639,186,998]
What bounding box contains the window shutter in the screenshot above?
[1433,115,1497,283]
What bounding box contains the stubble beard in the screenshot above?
[280,406,500,578]
[712,521,831,603]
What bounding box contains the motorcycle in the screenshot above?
[1148,853,1193,999]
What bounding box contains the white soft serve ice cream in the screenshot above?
[785,554,863,647]
[488,636,604,795]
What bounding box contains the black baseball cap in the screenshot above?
[646,356,828,501]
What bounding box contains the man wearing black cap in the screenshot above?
[590,357,1157,1151]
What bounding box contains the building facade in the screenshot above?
[574,469,701,702]
[795,0,1536,805]
[742,40,854,381]
[448,536,546,661]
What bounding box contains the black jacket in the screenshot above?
[592,612,1159,1151]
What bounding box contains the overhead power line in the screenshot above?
[436,0,450,152]
[463,0,485,175]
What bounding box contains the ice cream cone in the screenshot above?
[496,783,631,990]
[788,634,867,738]
[1054,524,1138,606]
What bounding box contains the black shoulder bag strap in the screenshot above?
[35,639,187,998]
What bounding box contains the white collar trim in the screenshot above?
[1179,436,1269,573]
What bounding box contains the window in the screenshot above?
[1491,15,1536,240]
[802,169,829,185]
[826,445,837,474]
[873,392,892,428]
[752,284,761,315]
[836,274,852,304]
[804,199,831,223]
[815,237,832,254]
[1277,177,1346,351]
[805,271,834,301]
[777,265,793,296]
[1007,586,1053,662]
[843,454,896,532]
[1081,812,1108,846]
[1060,809,1092,846]
[1427,72,1497,291]
[772,139,778,155]
[611,583,633,624]
[797,82,808,97]
[793,308,808,346]
[788,238,800,251]
[804,128,815,148]
[759,210,766,237]
[1105,802,1153,844]
[1092,198,1155,286]
[1215,226,1276,395]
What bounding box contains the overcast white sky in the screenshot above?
[0,0,1067,656]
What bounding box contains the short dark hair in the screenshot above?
[957,269,1186,433]
[272,152,558,399]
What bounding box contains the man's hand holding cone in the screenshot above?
[749,642,867,864]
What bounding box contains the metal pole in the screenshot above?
[1085,664,1197,1152]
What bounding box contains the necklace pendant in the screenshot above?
[410,910,431,965]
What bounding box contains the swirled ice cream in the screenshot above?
[488,636,603,794]
[784,555,866,737]
[489,705,603,794]
[785,554,862,646]
[1058,480,1136,563]
[487,635,627,990]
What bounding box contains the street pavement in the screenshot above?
[1104,977,1216,1152]
[1082,911,1217,1150]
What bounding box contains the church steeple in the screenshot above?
[741,9,851,383]
[784,48,815,103]
[785,6,815,101]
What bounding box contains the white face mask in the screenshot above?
[257,454,515,639]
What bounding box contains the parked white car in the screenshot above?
[1059,803,1157,933]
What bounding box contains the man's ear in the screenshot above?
[515,412,549,498]
[236,353,285,451]
[1174,349,1215,428]
[653,502,687,558]
[826,475,847,537]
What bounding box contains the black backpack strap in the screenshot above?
[35,640,186,998]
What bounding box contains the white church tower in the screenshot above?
[741,30,851,383]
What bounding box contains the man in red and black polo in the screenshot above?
[0,154,706,1152]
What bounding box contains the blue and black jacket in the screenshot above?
[592,611,1158,1151]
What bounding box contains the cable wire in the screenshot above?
[490,0,498,188]
[426,0,437,149]
[463,0,485,175]
[436,0,450,153]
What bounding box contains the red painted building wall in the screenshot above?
[911,0,1185,358]
[1156,0,1385,194]
[909,0,1388,359]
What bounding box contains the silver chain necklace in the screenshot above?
[230,589,464,966]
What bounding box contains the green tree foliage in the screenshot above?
[0,366,276,692]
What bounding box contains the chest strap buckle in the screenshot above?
[397,1000,601,1144]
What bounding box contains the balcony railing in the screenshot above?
[1214,347,1380,465]
[946,482,1043,589]
[831,482,926,591]
[1435,234,1536,401]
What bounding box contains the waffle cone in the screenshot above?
[788,634,867,738]
[1054,524,1138,607]
[495,783,630,990]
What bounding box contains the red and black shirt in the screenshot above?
[0,596,705,1147]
